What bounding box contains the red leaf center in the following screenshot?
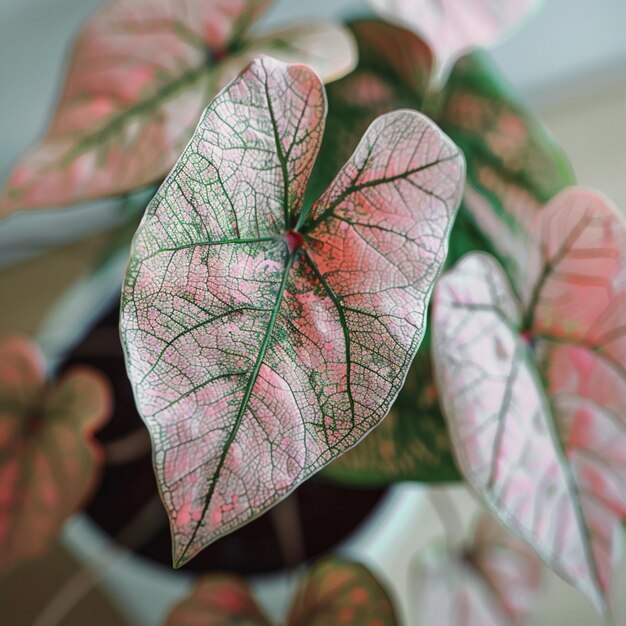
[285,230,305,253]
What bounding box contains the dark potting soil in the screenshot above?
[64,303,387,575]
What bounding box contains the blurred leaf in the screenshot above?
[0,335,112,571]
[369,0,541,80]
[417,513,542,626]
[165,574,270,626]
[438,52,576,284]
[0,0,355,214]
[433,189,626,612]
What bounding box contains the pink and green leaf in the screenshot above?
[369,0,540,78]
[287,557,398,626]
[417,513,542,626]
[0,335,111,571]
[433,188,626,613]
[438,52,576,283]
[0,0,356,215]
[120,56,464,566]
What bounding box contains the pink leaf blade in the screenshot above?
[369,0,540,79]
[0,0,271,214]
[121,57,464,567]
[165,574,271,626]
[0,336,111,572]
[432,252,608,612]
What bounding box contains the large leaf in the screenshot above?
[0,335,111,571]
[165,556,398,625]
[417,513,542,626]
[369,0,540,78]
[0,0,356,214]
[433,189,626,612]
[120,56,464,566]
[438,52,576,283]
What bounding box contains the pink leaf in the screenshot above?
[418,513,542,626]
[0,0,356,214]
[0,335,111,571]
[120,56,464,566]
[433,187,626,612]
[369,0,540,78]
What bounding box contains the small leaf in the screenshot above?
[369,0,541,78]
[0,335,111,571]
[165,574,270,626]
[438,53,576,282]
[287,556,398,626]
[0,0,356,214]
[166,556,398,625]
[432,190,626,612]
[417,513,542,626]
[120,56,464,566]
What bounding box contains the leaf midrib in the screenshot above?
[61,63,211,166]
[177,250,295,566]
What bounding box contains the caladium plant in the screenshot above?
[432,188,626,612]
[0,334,111,571]
[120,55,465,566]
[317,17,573,486]
[369,0,541,80]
[165,556,398,625]
[0,0,356,215]
[417,512,542,626]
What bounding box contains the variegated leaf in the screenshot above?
[438,53,575,283]
[120,56,464,566]
[0,0,356,214]
[0,335,111,571]
[369,0,540,78]
[433,189,626,614]
[287,557,398,626]
[417,513,542,626]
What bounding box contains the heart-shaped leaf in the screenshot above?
[165,556,399,625]
[432,189,626,612]
[437,52,575,283]
[0,335,111,571]
[120,55,464,566]
[369,0,540,79]
[0,0,356,215]
[417,513,542,626]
